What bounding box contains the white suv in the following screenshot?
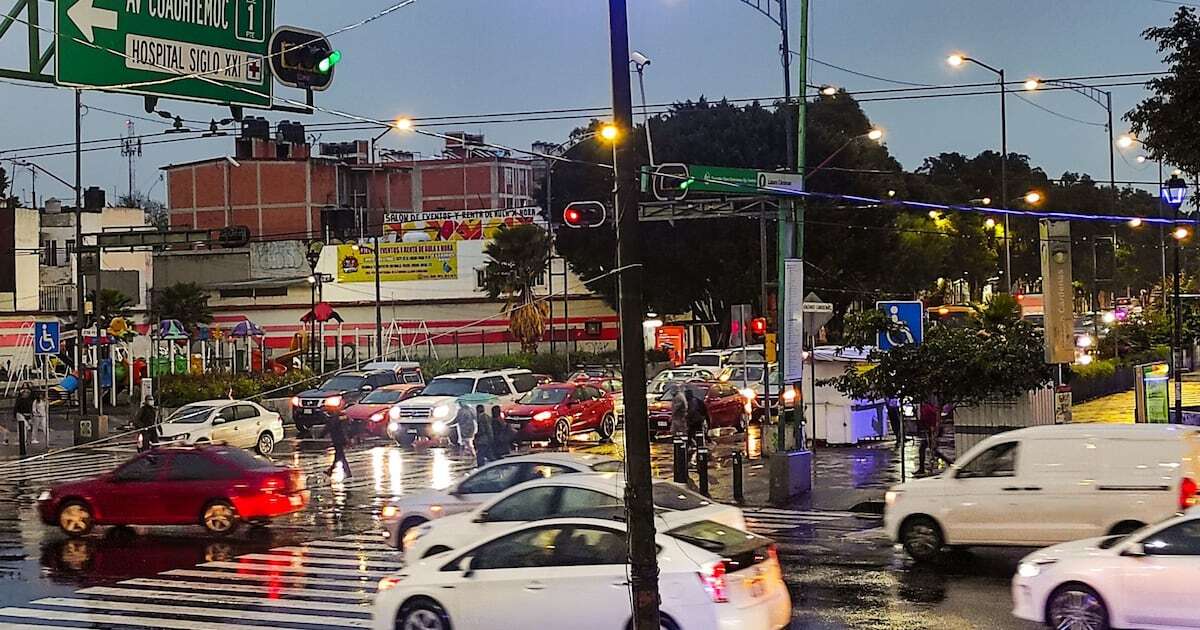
[386,369,538,447]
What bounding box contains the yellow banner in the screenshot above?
[336,242,458,283]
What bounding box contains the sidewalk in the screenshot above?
[0,408,136,461]
[1073,380,1200,424]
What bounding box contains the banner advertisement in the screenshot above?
[1135,362,1170,424]
[336,242,458,283]
[384,206,544,241]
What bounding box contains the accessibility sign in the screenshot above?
[876,301,924,351]
[34,321,61,356]
[56,0,275,107]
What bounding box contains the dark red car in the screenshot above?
[648,381,749,437]
[37,445,309,537]
[344,383,425,437]
[503,383,617,445]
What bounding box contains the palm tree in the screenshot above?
[482,224,552,353]
[151,282,213,335]
[87,288,134,329]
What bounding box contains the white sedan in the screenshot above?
[151,400,284,455]
[1013,508,1200,629]
[373,516,791,630]
[403,473,746,560]
[380,452,623,548]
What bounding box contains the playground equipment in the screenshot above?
[383,320,438,361]
[151,319,191,376]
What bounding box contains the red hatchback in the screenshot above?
[504,383,617,445]
[344,383,425,437]
[37,445,309,537]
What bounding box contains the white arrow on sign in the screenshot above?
[68,0,118,43]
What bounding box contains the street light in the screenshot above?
[809,128,885,177]
[947,52,1010,291]
[820,85,838,96]
[630,51,655,166]
[1024,191,1043,205]
[394,117,412,130]
[1162,174,1189,424]
[600,124,620,141]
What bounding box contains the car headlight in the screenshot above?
[533,410,553,422]
[381,504,399,519]
[1017,560,1056,578]
[739,388,756,400]
[324,395,343,408]
[431,420,447,434]
[370,411,385,423]
[387,421,400,434]
[432,405,451,419]
[389,406,401,420]
[885,490,902,506]
[36,490,51,502]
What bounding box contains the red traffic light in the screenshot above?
[563,201,606,228]
[750,317,767,336]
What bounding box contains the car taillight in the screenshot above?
[1181,477,1198,510]
[291,396,301,407]
[379,576,404,591]
[767,543,778,565]
[261,475,284,493]
[324,395,343,409]
[698,560,728,603]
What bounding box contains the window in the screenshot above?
[475,269,489,289]
[215,407,238,425]
[683,354,721,367]
[477,376,511,396]
[524,463,575,481]
[653,482,711,511]
[552,527,627,566]
[112,454,163,482]
[591,460,624,473]
[165,452,237,481]
[509,373,539,393]
[559,488,620,513]
[213,447,275,471]
[471,526,567,570]
[369,372,398,387]
[957,442,1019,479]
[402,371,424,384]
[1142,520,1200,556]
[485,486,560,521]
[519,387,569,405]
[65,239,76,257]
[233,405,260,421]
[458,463,524,494]
[424,378,474,396]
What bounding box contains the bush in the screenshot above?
[156,370,315,407]
[1071,358,1117,381]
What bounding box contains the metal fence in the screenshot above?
[1069,366,1136,404]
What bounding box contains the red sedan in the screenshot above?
[344,383,425,437]
[648,381,749,437]
[37,445,308,537]
[504,383,617,445]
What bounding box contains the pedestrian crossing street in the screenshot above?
[0,532,394,629]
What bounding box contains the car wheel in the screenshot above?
[396,597,452,630]
[1047,584,1109,630]
[397,517,427,545]
[551,419,571,446]
[256,431,275,455]
[598,414,617,442]
[200,500,239,536]
[58,500,94,537]
[900,516,944,563]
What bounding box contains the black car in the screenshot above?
[290,370,398,438]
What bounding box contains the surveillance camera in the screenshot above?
[631,51,651,67]
[224,156,241,168]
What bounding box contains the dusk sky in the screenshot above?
[0,0,1185,207]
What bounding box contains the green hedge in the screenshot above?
[156,370,315,407]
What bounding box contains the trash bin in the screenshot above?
[74,414,108,445]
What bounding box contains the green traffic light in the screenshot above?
[318,50,342,74]
[680,177,695,190]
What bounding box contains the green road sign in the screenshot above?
[683,165,759,194]
[56,0,275,107]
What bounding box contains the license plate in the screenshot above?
[656,421,667,428]
[302,409,313,415]
[407,427,418,434]
[746,576,766,598]
[508,421,522,427]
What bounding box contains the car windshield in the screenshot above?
[361,389,405,404]
[652,482,711,510]
[214,448,277,471]
[658,383,706,401]
[167,404,213,424]
[725,366,764,382]
[666,520,765,553]
[320,376,366,391]
[423,378,475,396]
[591,460,624,473]
[684,355,720,367]
[519,387,570,405]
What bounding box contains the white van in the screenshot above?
[884,423,1200,561]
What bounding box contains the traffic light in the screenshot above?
[269,28,337,91]
[652,163,691,201]
[563,201,606,228]
[750,317,767,337]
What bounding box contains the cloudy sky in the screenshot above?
[0,0,1183,207]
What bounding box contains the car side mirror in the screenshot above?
[460,556,476,578]
[1123,542,1147,557]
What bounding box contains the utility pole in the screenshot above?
[374,234,383,359]
[74,89,86,414]
[607,0,659,627]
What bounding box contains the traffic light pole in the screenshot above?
[74,88,87,415]
[608,1,660,627]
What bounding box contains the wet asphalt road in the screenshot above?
[0,429,1042,629]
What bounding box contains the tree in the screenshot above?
[88,288,134,329]
[482,224,552,352]
[118,192,168,230]
[0,166,15,208]
[823,296,1053,409]
[151,282,213,334]
[1127,7,1200,175]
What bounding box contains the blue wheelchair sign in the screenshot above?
[34,321,60,355]
[876,301,924,350]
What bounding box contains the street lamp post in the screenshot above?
[948,54,1010,291]
[807,128,884,177]
[1162,175,1188,422]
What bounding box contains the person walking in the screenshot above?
[135,397,158,452]
[684,386,708,464]
[490,405,512,460]
[669,384,689,470]
[917,398,941,476]
[14,384,34,451]
[473,404,493,467]
[324,413,352,478]
[454,404,477,456]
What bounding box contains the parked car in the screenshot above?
[679,349,737,378]
[151,400,284,455]
[379,452,623,548]
[373,516,790,630]
[344,383,426,437]
[720,363,782,421]
[647,381,750,437]
[647,367,713,402]
[504,383,617,445]
[591,377,624,422]
[884,424,1200,562]
[1012,508,1200,629]
[567,365,622,382]
[385,369,539,447]
[360,361,426,385]
[291,369,398,438]
[36,445,308,537]
[402,473,746,559]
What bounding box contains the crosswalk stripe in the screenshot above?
[200,560,390,578]
[273,545,400,559]
[235,552,399,569]
[78,586,371,615]
[0,623,94,630]
[337,533,387,542]
[119,577,373,600]
[303,538,394,551]
[162,568,378,590]
[27,596,373,627]
[0,606,300,630]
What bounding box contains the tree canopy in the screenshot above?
[1127,7,1200,175]
[482,224,552,352]
[151,282,213,335]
